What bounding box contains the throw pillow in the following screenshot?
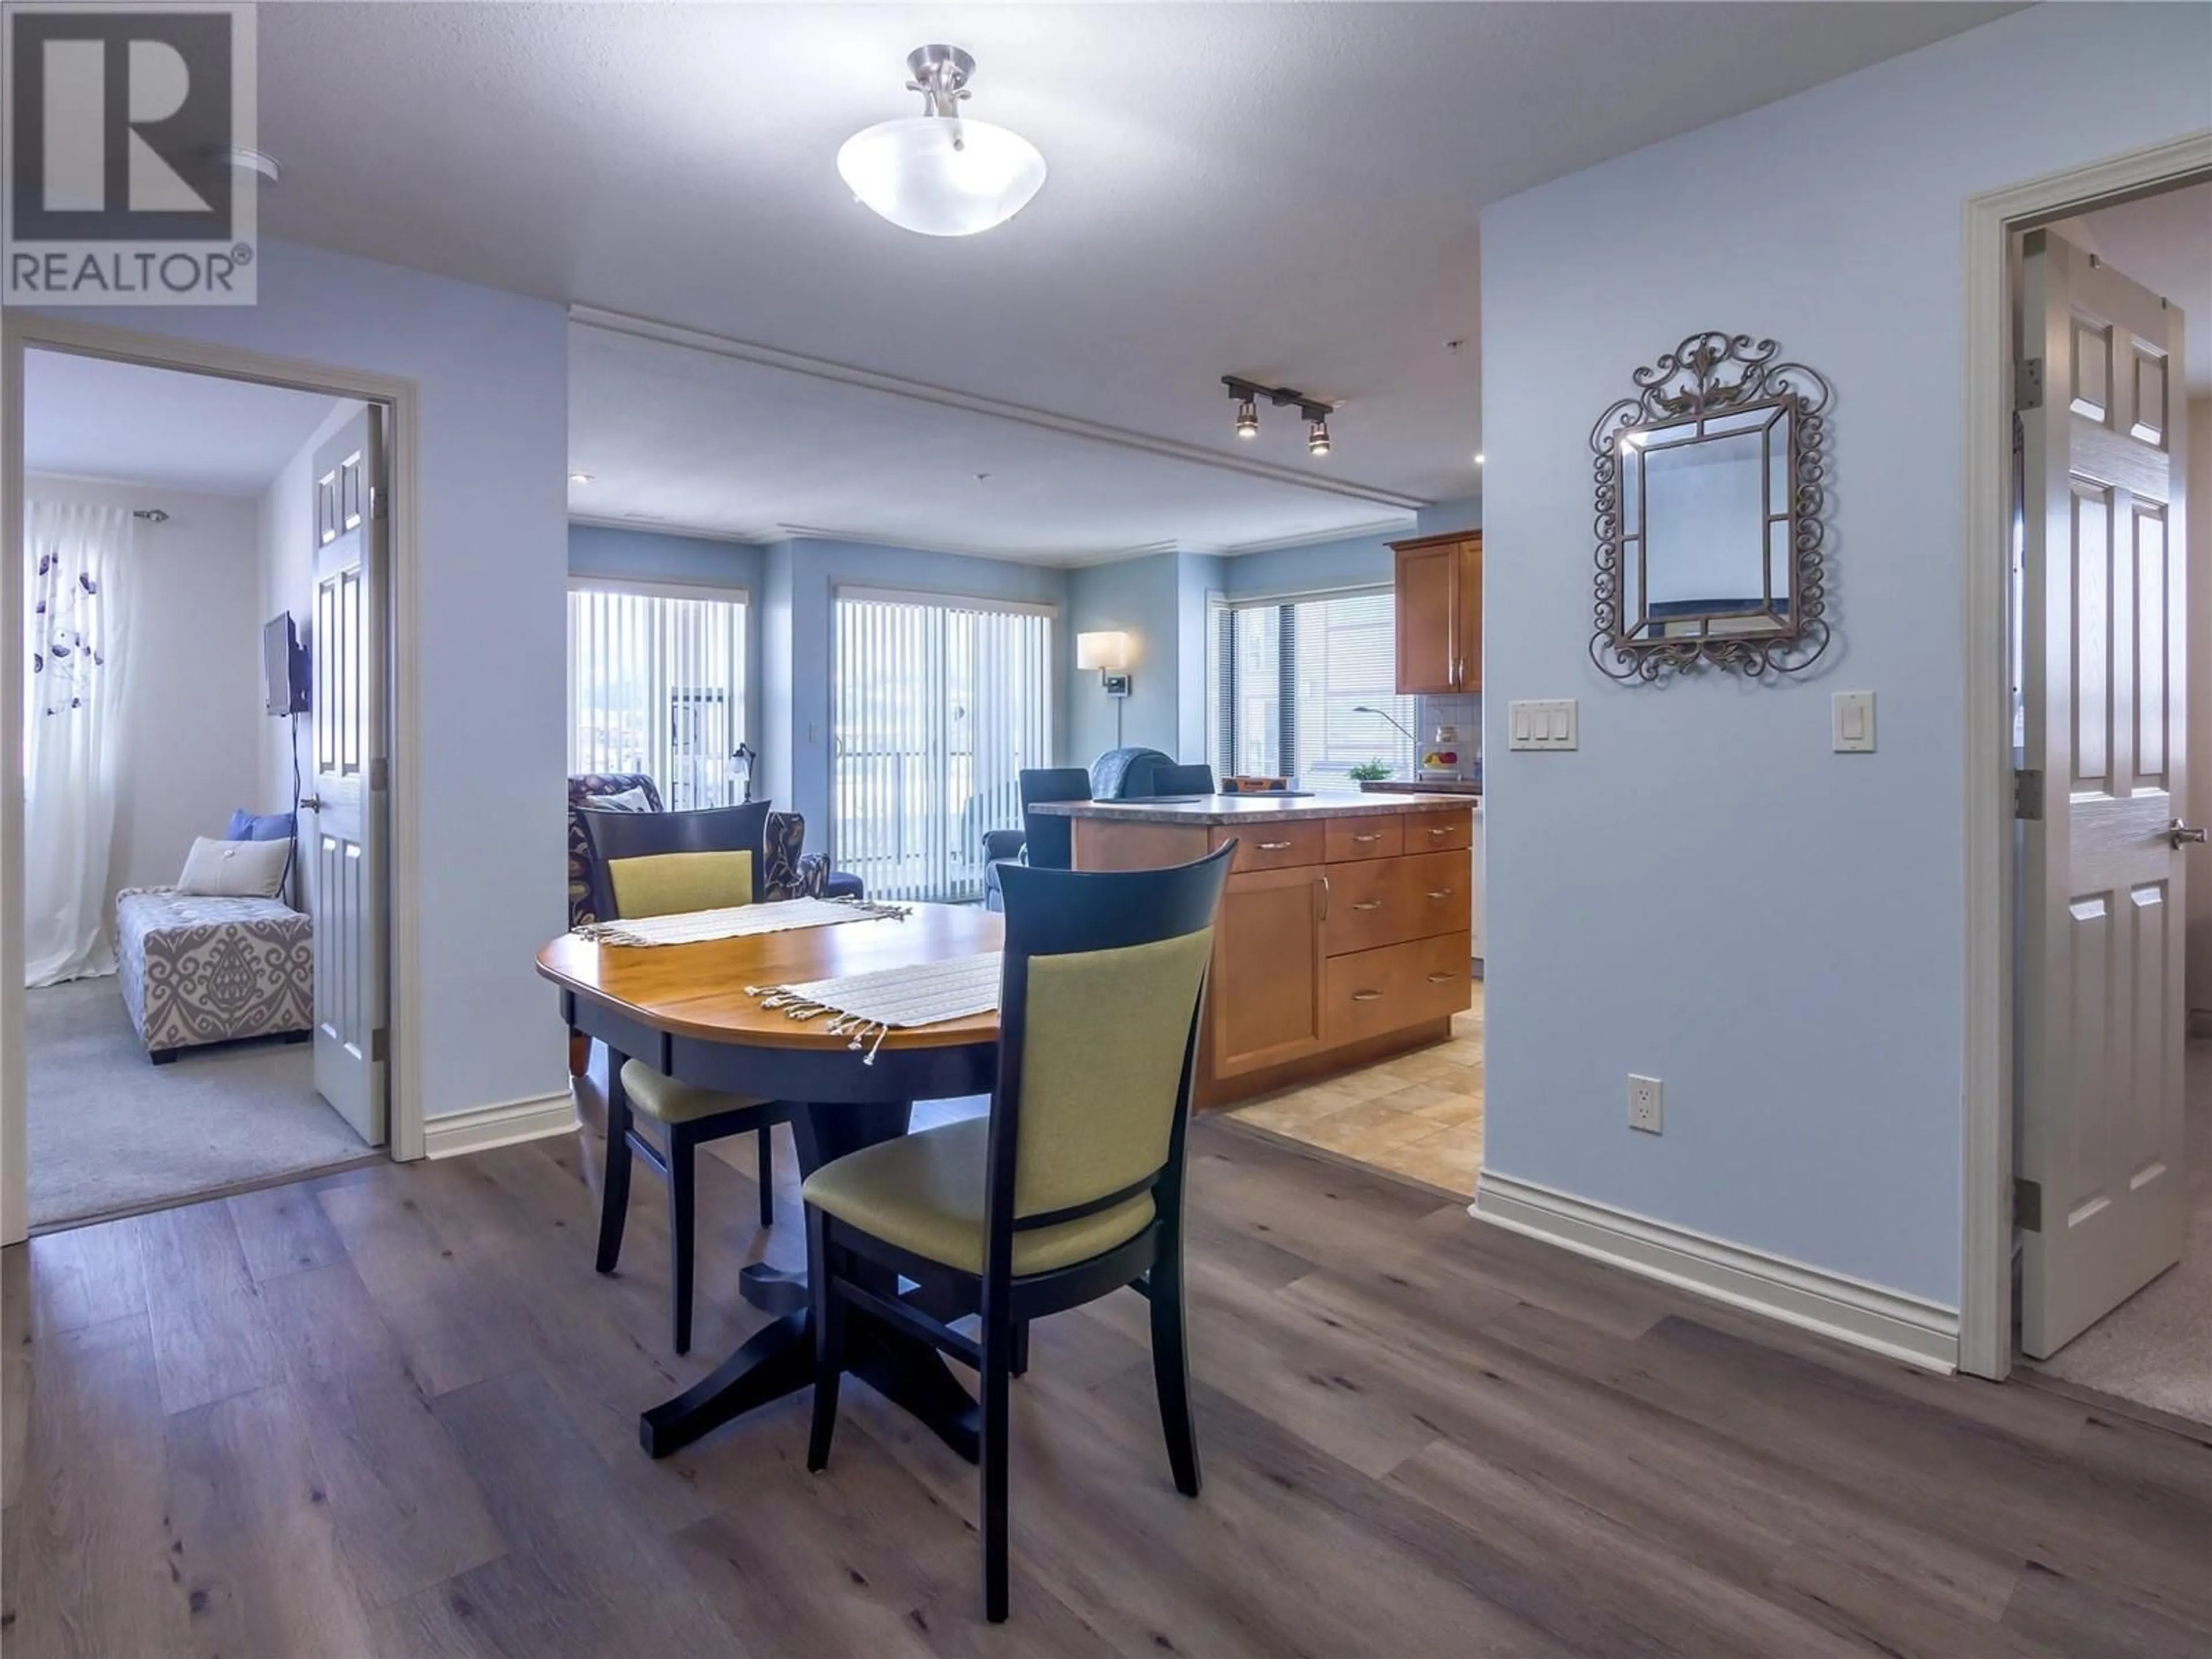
[584,787,653,813]
[177,836,290,899]
[225,808,297,842]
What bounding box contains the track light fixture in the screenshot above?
[1221,376,1338,457]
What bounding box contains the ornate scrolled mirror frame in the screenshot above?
[1589,332,1832,682]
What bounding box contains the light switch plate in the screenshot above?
[1832,691,1876,753]
[1508,699,1579,751]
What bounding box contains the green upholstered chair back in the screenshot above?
[578,800,773,922]
[1008,927,1214,1219]
[986,846,1235,1275]
[607,850,753,919]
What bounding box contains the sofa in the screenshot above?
[115,887,313,1063]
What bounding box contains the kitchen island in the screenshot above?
[1029,794,1474,1106]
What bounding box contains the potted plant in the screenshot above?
[1348,758,1392,782]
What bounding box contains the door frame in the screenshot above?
[0,313,426,1245]
[1959,130,2212,1380]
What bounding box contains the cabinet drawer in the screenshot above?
[1324,815,1404,862]
[1401,810,1473,855]
[1211,822,1324,873]
[1324,932,1472,1046]
[1324,851,1469,956]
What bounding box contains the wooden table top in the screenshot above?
[537,903,1003,1051]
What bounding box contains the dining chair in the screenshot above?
[1143,762,1217,796]
[800,843,1234,1622]
[577,801,794,1355]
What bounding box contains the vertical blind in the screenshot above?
[1206,588,1419,790]
[832,589,1055,903]
[567,582,747,809]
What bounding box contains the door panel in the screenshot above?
[1209,865,1326,1076]
[308,411,387,1147]
[2018,229,2188,1358]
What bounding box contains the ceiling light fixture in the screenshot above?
[1474,453,1485,465]
[838,46,1047,238]
[1222,375,1338,457]
[569,472,593,484]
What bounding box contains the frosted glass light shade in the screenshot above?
[836,116,1047,237]
[1076,631,1130,671]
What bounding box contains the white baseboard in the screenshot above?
[423,1090,579,1160]
[1472,1170,1960,1373]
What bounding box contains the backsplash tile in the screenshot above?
[1414,693,1482,779]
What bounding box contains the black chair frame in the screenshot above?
[578,801,795,1355]
[805,845,1234,1622]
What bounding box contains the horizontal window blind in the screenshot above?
[834,591,1055,903]
[1208,587,1419,791]
[567,583,747,809]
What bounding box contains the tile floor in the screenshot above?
[1226,982,1484,1194]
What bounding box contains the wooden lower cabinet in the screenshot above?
[1062,805,1475,1107]
[1209,865,1328,1077]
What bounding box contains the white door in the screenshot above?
[2018,229,2190,1358]
[305,412,387,1146]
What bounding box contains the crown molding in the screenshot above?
[570,304,1431,514]
[568,511,779,546]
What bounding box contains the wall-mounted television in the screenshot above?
[263,613,310,715]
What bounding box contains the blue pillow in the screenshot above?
[225,809,296,842]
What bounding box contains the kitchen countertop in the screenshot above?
[1029,793,1474,827]
[1359,779,1480,796]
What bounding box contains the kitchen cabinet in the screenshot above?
[1062,798,1473,1104]
[1391,531,1483,694]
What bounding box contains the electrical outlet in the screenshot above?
[1628,1074,1663,1134]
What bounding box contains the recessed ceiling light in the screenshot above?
[1474,453,1484,465]
[569,472,593,484]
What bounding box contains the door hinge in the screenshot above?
[2013,768,2043,820]
[369,756,389,792]
[2014,1176,2042,1233]
[370,1027,389,1063]
[369,484,387,521]
[2014,357,2044,412]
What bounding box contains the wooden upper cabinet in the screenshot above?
[1391,532,1483,694]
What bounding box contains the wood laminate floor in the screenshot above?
[5,1104,2208,1658]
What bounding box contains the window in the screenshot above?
[1206,588,1419,791]
[567,581,747,809]
[832,588,1055,903]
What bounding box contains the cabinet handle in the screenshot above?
[1427,889,1455,901]
[1426,972,1457,984]
[1352,899,1384,912]
[1351,832,1383,844]
[1257,840,1294,851]
[1426,825,1452,838]
[1351,989,1384,1002]
[1316,874,1330,919]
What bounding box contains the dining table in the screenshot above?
[536,901,1002,1461]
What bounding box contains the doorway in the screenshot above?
[1973,144,2212,1416]
[1,319,425,1244]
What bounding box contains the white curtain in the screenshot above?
[22,499,131,986]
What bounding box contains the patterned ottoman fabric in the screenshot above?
[115,887,313,1056]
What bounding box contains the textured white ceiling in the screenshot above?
[24,351,339,497]
[2072,181,2212,395]
[257,2,2016,551]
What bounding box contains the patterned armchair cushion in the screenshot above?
[115,887,312,1055]
[566,773,828,928]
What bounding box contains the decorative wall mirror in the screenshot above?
[1589,332,1832,681]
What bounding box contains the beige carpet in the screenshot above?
[26,976,369,1229]
[2029,1040,2212,1425]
